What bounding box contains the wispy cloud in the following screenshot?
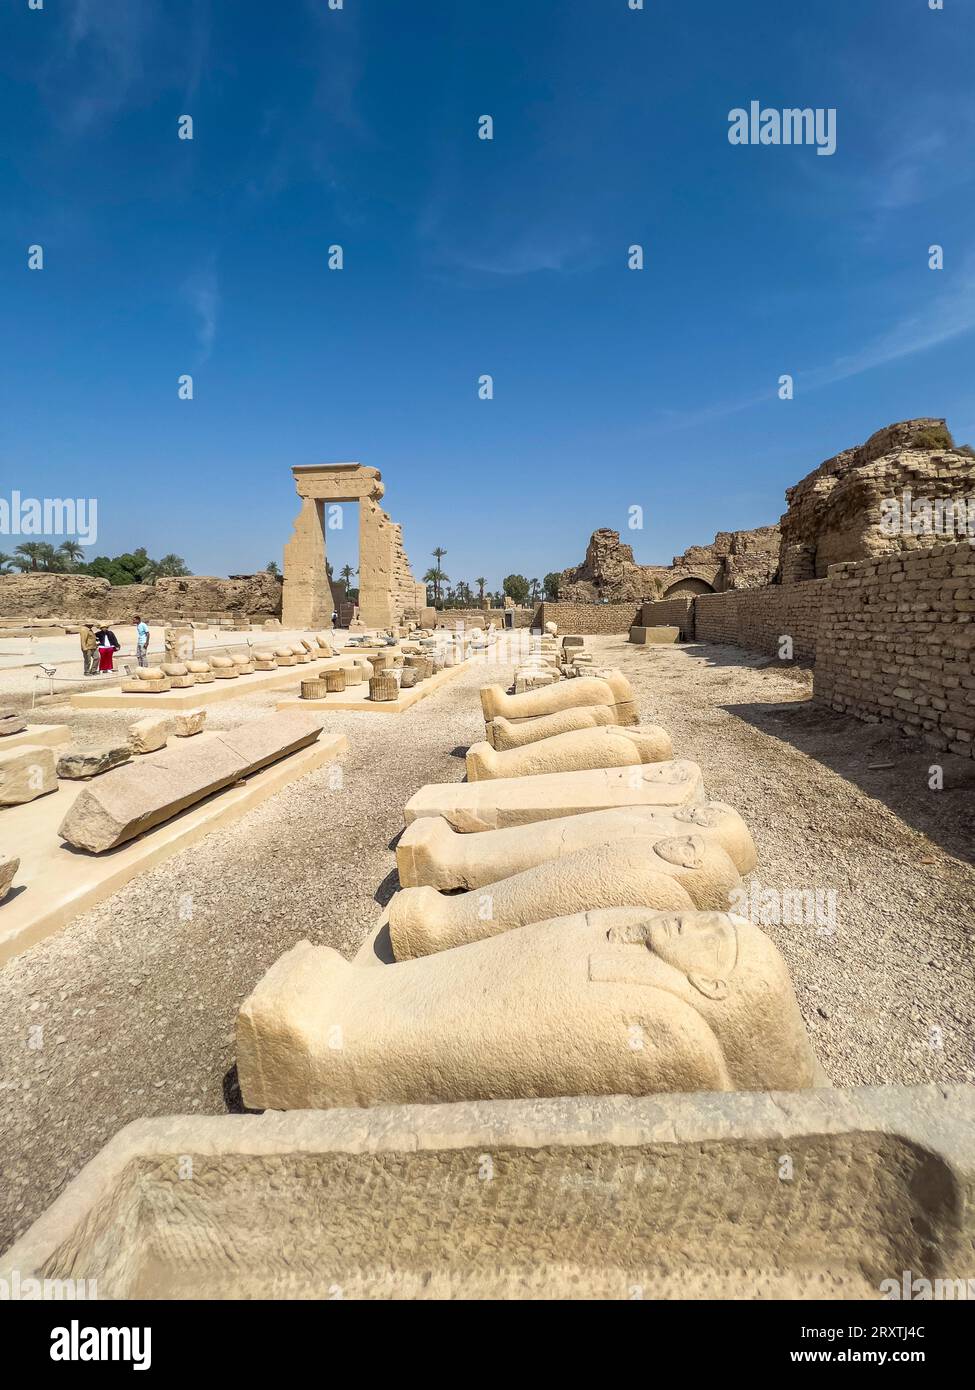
[39,0,210,137]
[640,260,975,437]
[181,262,220,361]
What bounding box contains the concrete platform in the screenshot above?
[0,731,347,966]
[69,656,368,713]
[3,1085,971,1299]
[0,723,71,751]
[276,659,473,714]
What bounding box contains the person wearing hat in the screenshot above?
[79,621,99,677]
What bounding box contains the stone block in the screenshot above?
[0,712,28,738]
[629,625,680,645]
[121,678,171,694]
[0,854,19,902]
[128,717,171,754]
[56,743,132,780]
[0,745,58,806]
[173,709,206,738]
[404,759,705,832]
[58,712,322,853]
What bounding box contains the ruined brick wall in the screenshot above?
[693,584,825,664]
[814,541,975,757]
[537,601,640,634]
[638,597,696,638]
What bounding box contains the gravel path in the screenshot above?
[1,636,973,1253]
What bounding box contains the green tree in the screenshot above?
[154,553,191,578]
[424,549,450,607]
[502,574,530,605]
[0,552,15,573]
[57,540,85,569]
[265,560,280,576]
[12,542,46,571]
[543,571,560,600]
[475,576,486,604]
[528,577,541,603]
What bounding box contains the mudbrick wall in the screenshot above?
[814,541,975,757]
[536,601,641,634]
[692,583,825,664]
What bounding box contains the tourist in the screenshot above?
[94,623,120,674]
[134,615,150,667]
[79,621,99,677]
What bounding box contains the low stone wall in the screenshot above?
[814,541,975,757]
[0,572,283,622]
[432,608,533,629]
[638,597,696,639]
[693,583,824,664]
[536,601,640,635]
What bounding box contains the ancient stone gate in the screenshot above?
[282,463,425,629]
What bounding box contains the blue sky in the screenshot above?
[1,0,973,589]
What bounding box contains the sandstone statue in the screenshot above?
[397,800,757,889]
[467,724,673,781]
[388,835,742,958]
[480,671,637,726]
[237,909,826,1111]
[404,759,705,831]
[486,704,617,749]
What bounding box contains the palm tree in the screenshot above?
[265,560,280,576]
[339,563,357,591]
[528,577,541,604]
[475,576,486,605]
[0,552,15,573]
[154,553,191,578]
[430,547,448,605]
[57,540,85,569]
[13,542,45,571]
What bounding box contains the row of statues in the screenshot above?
[237,659,827,1111]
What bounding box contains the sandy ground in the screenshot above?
[1,635,974,1253]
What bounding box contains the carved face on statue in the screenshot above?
[607,911,737,999]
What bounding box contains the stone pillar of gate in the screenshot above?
[282,496,330,629]
[358,496,395,629]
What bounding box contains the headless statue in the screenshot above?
[479,671,637,726]
[238,909,826,1111]
[467,724,673,781]
[397,800,757,890]
[388,835,742,959]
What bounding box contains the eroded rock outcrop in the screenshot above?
[777,418,975,582]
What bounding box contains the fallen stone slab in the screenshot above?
[58,712,322,853]
[0,711,28,738]
[56,743,132,780]
[173,709,206,737]
[128,716,171,754]
[397,801,757,889]
[467,724,673,781]
[0,855,19,902]
[0,745,58,807]
[404,759,705,832]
